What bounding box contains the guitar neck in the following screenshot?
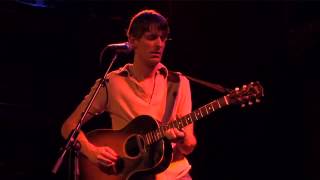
[145,95,231,145]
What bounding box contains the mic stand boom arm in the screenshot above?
[52,53,119,175]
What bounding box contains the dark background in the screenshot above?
[0,0,318,180]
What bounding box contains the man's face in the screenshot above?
[132,27,167,67]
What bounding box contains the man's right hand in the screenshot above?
[86,145,119,167]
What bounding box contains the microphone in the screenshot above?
[105,42,132,54]
[99,42,133,64]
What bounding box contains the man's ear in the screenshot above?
[128,36,136,49]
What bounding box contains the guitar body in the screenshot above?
[79,115,173,180]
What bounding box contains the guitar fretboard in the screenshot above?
[144,95,230,145]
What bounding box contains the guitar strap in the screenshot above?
[162,71,231,124]
[161,71,181,124]
[183,74,231,93]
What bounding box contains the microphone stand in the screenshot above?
[52,53,119,179]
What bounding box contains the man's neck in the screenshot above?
[132,61,160,81]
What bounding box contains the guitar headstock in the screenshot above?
[228,81,264,107]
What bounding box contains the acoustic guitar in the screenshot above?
[78,81,264,180]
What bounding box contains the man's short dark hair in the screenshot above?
[127,9,170,39]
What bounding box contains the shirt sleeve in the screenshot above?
[80,78,108,116]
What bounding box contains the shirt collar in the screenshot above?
[118,63,168,78]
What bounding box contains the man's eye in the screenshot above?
[147,35,157,40]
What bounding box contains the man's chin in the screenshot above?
[147,59,161,67]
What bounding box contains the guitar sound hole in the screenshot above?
[125,135,144,157]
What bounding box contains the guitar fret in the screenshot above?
[204,105,209,115]
[180,120,184,128]
[195,110,202,119]
[200,106,207,116]
[201,106,209,115]
[187,115,192,123]
[192,112,198,121]
[217,100,221,108]
[212,101,219,110]
[205,104,211,114]
[220,97,228,107]
[198,109,203,117]
[224,96,229,105]
[186,117,190,125]
[185,117,189,125]
[209,103,214,112]
[177,121,181,129]
[182,118,187,127]
[195,110,200,119]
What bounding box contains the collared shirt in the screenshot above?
[82,63,192,179]
[85,63,191,130]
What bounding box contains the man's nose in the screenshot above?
[155,37,165,48]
